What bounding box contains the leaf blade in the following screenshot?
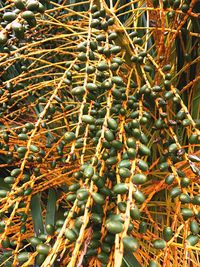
[30,194,44,236]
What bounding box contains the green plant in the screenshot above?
[0,0,199,266]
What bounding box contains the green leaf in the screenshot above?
[122,251,142,267]
[45,189,57,226]
[30,194,44,236]
[191,86,200,119]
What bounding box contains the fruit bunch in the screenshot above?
[0,0,199,266]
[0,0,49,51]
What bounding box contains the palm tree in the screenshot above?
[0,0,199,266]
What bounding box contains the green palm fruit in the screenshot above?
[170,187,181,198]
[107,118,118,130]
[86,83,97,91]
[153,239,166,249]
[111,140,123,150]
[192,195,200,205]
[139,221,147,233]
[82,115,95,124]
[92,193,105,205]
[181,208,193,220]
[127,148,136,159]
[144,65,153,73]
[104,130,115,142]
[65,229,77,241]
[86,66,95,74]
[1,237,10,248]
[17,146,27,154]
[29,236,42,247]
[133,38,143,45]
[14,0,26,10]
[106,220,123,234]
[25,122,34,130]
[100,187,112,196]
[189,134,198,144]
[36,244,51,255]
[11,168,21,177]
[112,76,124,86]
[130,206,140,220]
[159,162,169,171]
[113,183,128,194]
[148,260,159,267]
[69,183,80,192]
[118,160,131,169]
[137,160,149,171]
[46,224,55,235]
[132,173,147,184]
[0,31,8,45]
[3,12,17,22]
[101,242,111,253]
[186,235,199,246]
[88,239,100,249]
[106,156,118,165]
[133,190,146,203]
[4,176,15,184]
[77,52,87,61]
[112,88,121,98]
[118,202,127,213]
[18,133,28,140]
[83,165,94,178]
[110,45,121,54]
[91,18,100,28]
[163,227,173,241]
[119,167,131,178]
[71,86,85,96]
[22,11,35,21]
[30,144,39,153]
[97,61,109,71]
[168,143,178,153]
[97,251,109,264]
[76,189,89,201]
[64,132,75,142]
[91,213,102,224]
[123,236,139,252]
[12,21,25,39]
[38,2,45,13]
[139,144,151,156]
[190,220,199,234]
[108,32,118,40]
[165,174,174,184]
[66,193,76,202]
[179,193,190,203]
[27,0,39,12]
[17,252,30,263]
[180,177,190,188]
[127,137,136,148]
[36,254,46,265]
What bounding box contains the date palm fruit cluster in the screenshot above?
[0,0,199,267]
[0,0,48,51]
